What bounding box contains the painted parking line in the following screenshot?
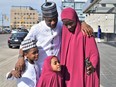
[100,84,104,87]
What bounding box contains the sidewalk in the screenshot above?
[98,43,116,87]
[0,55,17,87]
[0,42,116,87]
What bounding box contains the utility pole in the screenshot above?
[1,14,4,31]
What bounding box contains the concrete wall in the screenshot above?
[85,14,115,33]
[85,14,116,41]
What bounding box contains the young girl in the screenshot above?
[36,55,63,87]
[6,39,40,87]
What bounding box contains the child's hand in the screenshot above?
[11,70,21,78]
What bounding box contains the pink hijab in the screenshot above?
[36,56,63,87]
[60,7,100,87]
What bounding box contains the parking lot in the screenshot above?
[0,34,116,87]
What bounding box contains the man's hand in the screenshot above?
[81,22,93,37]
[11,70,21,78]
[15,57,25,73]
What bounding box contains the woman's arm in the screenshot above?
[86,36,100,75]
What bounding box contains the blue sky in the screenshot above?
[0,0,87,26]
[0,0,62,26]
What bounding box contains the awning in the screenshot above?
[83,0,116,14]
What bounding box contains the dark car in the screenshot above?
[8,31,28,48]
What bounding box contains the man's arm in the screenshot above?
[86,37,99,75]
[15,48,25,74]
[81,21,93,37]
[14,24,37,77]
[15,25,36,73]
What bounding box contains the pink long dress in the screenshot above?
[36,56,63,87]
[60,7,100,87]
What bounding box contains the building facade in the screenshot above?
[83,0,116,42]
[10,6,39,29]
[64,0,74,2]
[62,1,86,21]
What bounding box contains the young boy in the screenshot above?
[6,39,40,87]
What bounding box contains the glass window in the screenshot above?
[62,2,74,9]
[75,3,85,9]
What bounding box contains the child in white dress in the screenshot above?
[6,39,40,87]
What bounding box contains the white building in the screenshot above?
[83,0,116,42]
[62,1,86,21]
[10,6,40,29]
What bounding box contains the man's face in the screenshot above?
[44,17,58,29]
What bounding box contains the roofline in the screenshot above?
[83,0,101,13]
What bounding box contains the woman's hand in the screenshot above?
[86,65,95,75]
[85,58,95,75]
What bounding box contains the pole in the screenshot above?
[45,0,47,3]
[1,14,4,31]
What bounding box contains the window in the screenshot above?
[75,3,85,9]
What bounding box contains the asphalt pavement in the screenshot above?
[98,42,116,87]
[0,42,116,87]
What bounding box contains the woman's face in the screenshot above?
[51,56,61,72]
[62,19,76,32]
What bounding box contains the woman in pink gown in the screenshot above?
[60,7,100,87]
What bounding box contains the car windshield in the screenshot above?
[11,32,27,38]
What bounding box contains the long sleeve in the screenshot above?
[6,71,16,80]
[86,37,99,68]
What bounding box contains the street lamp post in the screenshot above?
[0,14,5,31]
[1,14,4,31]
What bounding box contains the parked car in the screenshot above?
[8,30,28,48]
[11,28,29,33]
[3,29,11,34]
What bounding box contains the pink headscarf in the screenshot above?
[41,56,53,74]
[60,7,100,87]
[36,56,63,87]
[61,7,81,35]
[61,7,78,23]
